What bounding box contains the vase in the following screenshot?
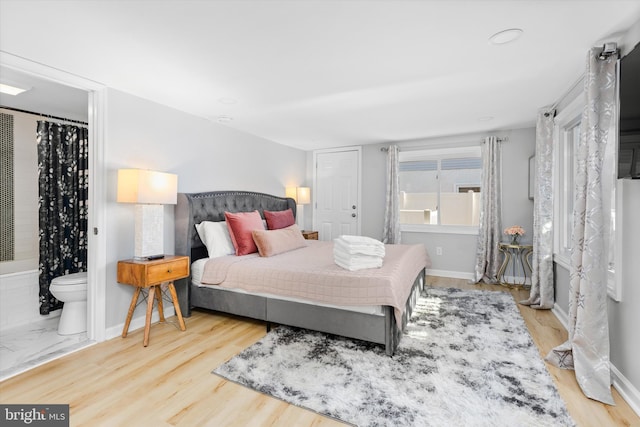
[510,235,520,245]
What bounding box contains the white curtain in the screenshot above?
[474,136,502,283]
[546,48,617,405]
[382,145,400,244]
[521,109,555,309]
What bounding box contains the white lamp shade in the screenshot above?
[285,186,297,201]
[117,169,178,205]
[296,187,310,205]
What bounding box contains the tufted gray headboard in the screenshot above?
[173,191,296,316]
[174,191,297,263]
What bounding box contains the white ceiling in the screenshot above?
[1,1,639,150]
[0,65,88,122]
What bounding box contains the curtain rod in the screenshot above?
[381,136,508,151]
[0,105,88,126]
[548,74,584,114]
[546,44,616,114]
[481,137,508,143]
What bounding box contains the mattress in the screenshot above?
[192,240,430,323]
[191,257,385,316]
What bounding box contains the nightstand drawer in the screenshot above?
[117,255,190,287]
[147,258,189,284]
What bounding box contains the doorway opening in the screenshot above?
[0,52,107,345]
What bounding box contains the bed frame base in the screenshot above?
[187,268,424,355]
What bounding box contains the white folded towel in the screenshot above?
[334,235,385,257]
[333,251,383,271]
[333,235,385,271]
[339,234,384,245]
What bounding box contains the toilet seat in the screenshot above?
[50,282,86,292]
[51,271,87,285]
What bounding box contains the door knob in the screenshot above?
[352,213,356,217]
[352,205,356,209]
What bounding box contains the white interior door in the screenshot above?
[313,147,361,240]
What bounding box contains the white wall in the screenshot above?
[609,180,640,392]
[103,89,307,329]
[358,127,535,277]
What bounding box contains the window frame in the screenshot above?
[553,96,583,268]
[552,94,620,301]
[399,145,481,235]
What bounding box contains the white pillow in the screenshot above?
[195,221,235,258]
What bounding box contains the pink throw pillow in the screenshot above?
[264,208,295,230]
[252,224,307,257]
[224,210,265,255]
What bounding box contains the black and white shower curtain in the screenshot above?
[37,121,89,315]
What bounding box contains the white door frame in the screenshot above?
[0,52,107,342]
[312,146,362,236]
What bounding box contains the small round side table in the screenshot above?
[497,243,533,288]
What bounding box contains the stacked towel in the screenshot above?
[333,235,385,271]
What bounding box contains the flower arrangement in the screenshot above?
[504,225,525,244]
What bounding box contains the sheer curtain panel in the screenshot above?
[474,136,502,283]
[546,48,617,405]
[382,145,400,244]
[521,109,555,309]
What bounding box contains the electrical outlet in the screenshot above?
[436,247,443,256]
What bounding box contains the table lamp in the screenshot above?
[287,186,310,230]
[117,169,178,260]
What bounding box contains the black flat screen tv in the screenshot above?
[618,42,640,179]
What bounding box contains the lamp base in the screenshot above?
[134,204,164,259]
[296,204,305,230]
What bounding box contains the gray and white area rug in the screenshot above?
[213,287,574,426]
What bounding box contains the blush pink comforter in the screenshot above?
[199,240,431,326]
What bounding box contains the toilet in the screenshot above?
[49,272,88,335]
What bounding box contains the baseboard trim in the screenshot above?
[551,302,640,417]
[611,364,640,417]
[426,269,475,281]
[551,304,569,330]
[105,306,176,340]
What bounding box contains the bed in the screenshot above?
[174,190,430,355]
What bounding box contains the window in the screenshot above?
[557,116,581,260]
[399,146,481,233]
[553,96,618,300]
[554,97,583,264]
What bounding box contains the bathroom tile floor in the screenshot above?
[0,316,94,381]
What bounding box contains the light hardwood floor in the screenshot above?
[0,277,638,426]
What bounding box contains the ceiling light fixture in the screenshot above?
[0,82,31,96]
[218,97,238,105]
[216,116,233,124]
[489,28,523,45]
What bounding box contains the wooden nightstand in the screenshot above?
[301,230,318,240]
[117,255,190,346]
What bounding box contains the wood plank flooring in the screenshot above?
[1,277,638,426]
